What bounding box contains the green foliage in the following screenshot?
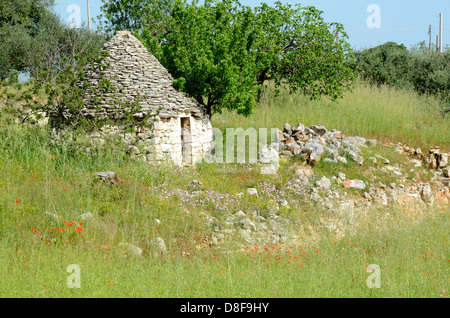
[99,0,174,35]
[0,0,51,81]
[253,2,355,101]
[161,0,259,116]
[100,0,355,117]
[355,41,450,116]
[27,10,106,83]
[410,51,450,103]
[7,51,144,133]
[0,0,106,84]
[98,0,174,59]
[355,42,412,89]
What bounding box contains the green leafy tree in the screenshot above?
[26,9,106,83]
[410,51,450,117]
[252,2,355,101]
[100,0,356,116]
[160,0,259,116]
[98,0,174,58]
[0,0,105,84]
[355,42,412,88]
[0,0,52,82]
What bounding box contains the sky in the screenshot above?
[53,0,449,51]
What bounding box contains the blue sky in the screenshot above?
[53,0,449,51]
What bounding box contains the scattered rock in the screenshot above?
[150,237,166,253]
[94,171,118,185]
[80,212,94,220]
[188,179,203,191]
[411,159,422,167]
[418,183,434,204]
[45,211,61,220]
[120,243,143,256]
[316,176,331,190]
[310,125,328,136]
[343,179,366,190]
[238,218,257,231]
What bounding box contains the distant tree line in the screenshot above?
[355,41,450,116]
[0,0,105,85]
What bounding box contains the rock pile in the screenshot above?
[392,143,450,186]
[275,123,377,165]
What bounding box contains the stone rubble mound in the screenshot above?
[275,123,377,165]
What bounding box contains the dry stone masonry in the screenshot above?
[50,30,213,165]
[275,122,375,165]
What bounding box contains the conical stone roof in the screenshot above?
[84,30,208,120]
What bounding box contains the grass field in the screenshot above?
[0,81,448,298]
[214,80,450,151]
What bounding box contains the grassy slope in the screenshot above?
[213,80,450,151]
[0,81,448,297]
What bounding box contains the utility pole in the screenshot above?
[87,0,91,31]
[439,12,443,53]
[436,35,439,52]
[428,25,432,52]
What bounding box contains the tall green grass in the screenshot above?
[213,81,450,151]
[0,209,447,297]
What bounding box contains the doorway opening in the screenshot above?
[180,117,192,163]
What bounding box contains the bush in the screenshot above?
[355,42,412,89]
[410,51,450,102]
[356,42,450,115]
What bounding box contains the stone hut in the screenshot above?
[51,30,213,165]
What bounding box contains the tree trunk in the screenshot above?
[256,70,267,103]
[257,88,265,102]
